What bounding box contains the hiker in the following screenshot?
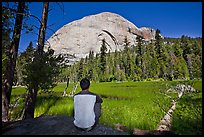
[73,78,103,131]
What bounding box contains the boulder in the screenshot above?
[2,115,128,135]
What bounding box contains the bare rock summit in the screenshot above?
[45,12,157,65]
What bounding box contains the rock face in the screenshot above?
[2,115,128,135]
[45,12,157,65]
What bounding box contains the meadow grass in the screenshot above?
[34,96,74,117]
[10,80,202,134]
[11,86,27,95]
[89,81,175,130]
[171,86,202,135]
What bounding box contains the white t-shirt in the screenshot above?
[74,94,96,128]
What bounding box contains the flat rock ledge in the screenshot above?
[2,115,128,135]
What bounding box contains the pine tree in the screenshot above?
[16,42,35,86]
[87,50,94,80]
[99,39,107,81]
[180,35,193,79]
[135,35,145,80]
[155,29,162,59]
[92,53,100,82]
[154,29,168,79]
[145,43,159,79]
[106,50,114,81]
[191,39,202,79]
[77,58,84,81]
[122,36,132,80]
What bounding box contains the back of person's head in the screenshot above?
[80,78,90,90]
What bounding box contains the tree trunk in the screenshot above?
[23,2,49,119]
[63,78,69,96]
[37,2,49,55]
[2,90,9,122]
[187,54,193,80]
[23,87,38,119]
[2,2,25,122]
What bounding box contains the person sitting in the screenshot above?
[73,78,103,131]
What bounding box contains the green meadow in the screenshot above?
[10,80,202,135]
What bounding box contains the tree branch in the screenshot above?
[55,2,65,16]
[3,6,43,27]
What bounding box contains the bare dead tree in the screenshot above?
[37,2,49,55]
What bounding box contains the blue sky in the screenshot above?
[18,2,202,53]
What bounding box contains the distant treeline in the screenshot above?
[58,32,202,83]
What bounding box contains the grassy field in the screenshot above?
[10,80,202,135]
[171,80,202,135]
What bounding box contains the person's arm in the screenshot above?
[94,103,101,123]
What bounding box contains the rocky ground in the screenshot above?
[2,115,129,135]
[2,115,176,135]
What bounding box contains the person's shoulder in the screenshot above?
[88,91,96,95]
[88,91,100,97]
[74,91,82,96]
[74,91,95,96]
[75,91,103,102]
[89,91,103,103]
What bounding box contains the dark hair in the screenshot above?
[80,78,90,90]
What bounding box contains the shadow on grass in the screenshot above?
[100,94,133,100]
[35,95,61,116]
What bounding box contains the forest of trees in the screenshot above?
[54,34,202,83]
[15,31,202,85]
